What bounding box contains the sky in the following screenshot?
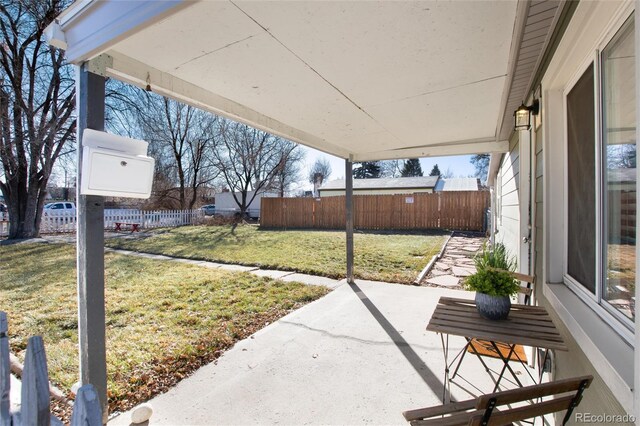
[294,146,477,193]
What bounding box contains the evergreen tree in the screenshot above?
[400,158,424,177]
[429,164,441,176]
[353,161,382,179]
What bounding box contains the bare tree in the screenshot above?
[308,158,332,197]
[442,167,455,178]
[136,92,218,209]
[381,159,403,178]
[0,0,75,239]
[274,147,305,197]
[211,120,301,214]
[308,158,332,184]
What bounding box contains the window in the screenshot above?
[601,16,636,323]
[565,15,636,330]
[566,63,597,293]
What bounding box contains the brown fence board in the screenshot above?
[261,191,489,231]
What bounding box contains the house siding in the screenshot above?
[496,132,520,262]
[497,124,628,422]
[501,0,635,420]
[539,297,629,424]
[534,127,544,288]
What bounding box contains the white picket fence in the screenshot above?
[1,312,103,425]
[0,209,205,236]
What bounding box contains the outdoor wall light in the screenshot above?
[514,99,540,130]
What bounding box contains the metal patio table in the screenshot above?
[427,296,568,402]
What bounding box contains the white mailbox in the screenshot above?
[80,129,155,199]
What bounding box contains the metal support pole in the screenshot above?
[76,64,107,423]
[345,159,354,284]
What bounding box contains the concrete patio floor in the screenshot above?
[110,280,535,425]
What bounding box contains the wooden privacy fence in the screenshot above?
[1,312,102,425]
[261,191,489,231]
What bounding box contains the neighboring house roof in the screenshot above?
[435,177,480,191]
[320,176,439,191]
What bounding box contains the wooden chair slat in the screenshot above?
[485,268,535,284]
[403,399,476,421]
[475,376,592,407]
[410,409,480,426]
[403,376,593,426]
[469,395,575,426]
[511,271,535,284]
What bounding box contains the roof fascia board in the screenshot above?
[528,0,579,98]
[501,1,578,144]
[46,0,191,63]
[106,52,351,159]
[353,140,509,162]
[495,0,531,139]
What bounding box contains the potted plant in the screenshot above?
[463,243,519,320]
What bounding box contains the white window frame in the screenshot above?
[598,14,638,329]
[561,7,636,345]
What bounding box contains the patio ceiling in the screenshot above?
[48,1,534,161]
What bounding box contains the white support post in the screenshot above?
[76,64,108,423]
[0,312,9,426]
[345,159,354,284]
[518,128,532,278]
[634,1,640,419]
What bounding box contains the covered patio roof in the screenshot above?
[45,0,563,161]
[44,1,568,419]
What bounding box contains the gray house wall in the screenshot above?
[492,1,638,420]
[531,122,627,423]
[495,132,520,262]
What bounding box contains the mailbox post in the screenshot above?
[76,64,108,422]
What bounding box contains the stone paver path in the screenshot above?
[423,232,485,289]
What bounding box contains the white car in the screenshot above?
[43,201,76,216]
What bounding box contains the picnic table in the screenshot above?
[114,222,140,232]
[427,296,568,402]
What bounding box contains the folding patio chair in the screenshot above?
[403,375,592,426]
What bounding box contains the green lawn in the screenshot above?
[0,242,328,414]
[106,225,448,284]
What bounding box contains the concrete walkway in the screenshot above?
[109,280,533,426]
[105,248,343,289]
